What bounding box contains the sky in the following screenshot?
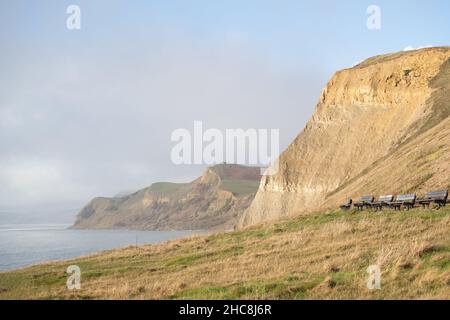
[1,0,449,223]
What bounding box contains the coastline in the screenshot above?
[0,226,198,273]
[1,208,449,300]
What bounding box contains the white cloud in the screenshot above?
[403,45,433,51]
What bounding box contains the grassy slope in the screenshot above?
[147,182,187,194]
[0,208,449,300]
[220,178,260,196]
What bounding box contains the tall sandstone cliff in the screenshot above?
[239,47,450,227]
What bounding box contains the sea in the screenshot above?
[0,223,195,272]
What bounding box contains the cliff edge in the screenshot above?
[240,47,450,227]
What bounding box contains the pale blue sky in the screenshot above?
[3,1,450,73]
[0,1,449,221]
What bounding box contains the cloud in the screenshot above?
[0,29,325,220]
[0,160,62,191]
[0,158,85,206]
[403,45,433,51]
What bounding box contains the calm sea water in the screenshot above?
[0,224,195,272]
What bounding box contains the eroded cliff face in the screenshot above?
[239,47,450,227]
[73,164,260,230]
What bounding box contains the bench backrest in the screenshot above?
[395,194,416,202]
[358,195,374,203]
[378,195,393,203]
[425,190,448,200]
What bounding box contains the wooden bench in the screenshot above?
[417,190,448,209]
[390,194,416,211]
[371,195,394,211]
[353,195,374,211]
[339,198,352,210]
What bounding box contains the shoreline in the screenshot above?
[0,227,201,273]
[1,208,448,299]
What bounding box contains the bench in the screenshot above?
[371,195,394,211]
[417,190,448,209]
[353,195,374,211]
[339,198,352,210]
[390,194,416,211]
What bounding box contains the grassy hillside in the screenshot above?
[147,182,187,194]
[220,178,260,196]
[1,207,449,299]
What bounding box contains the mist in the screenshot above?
[0,29,326,223]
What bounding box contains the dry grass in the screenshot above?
[0,208,449,300]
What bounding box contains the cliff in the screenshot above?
[73,164,260,230]
[239,47,450,227]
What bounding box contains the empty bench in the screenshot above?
[390,194,416,211]
[354,195,374,211]
[417,190,448,209]
[371,195,394,211]
[339,198,353,210]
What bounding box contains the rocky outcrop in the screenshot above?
[239,47,450,227]
[73,164,260,230]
